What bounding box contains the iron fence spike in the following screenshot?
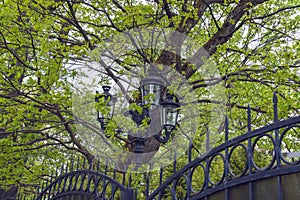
[70,157,74,171]
[97,156,100,172]
[225,115,229,142]
[76,156,80,170]
[83,157,86,169]
[247,104,251,132]
[273,92,278,122]
[66,162,69,173]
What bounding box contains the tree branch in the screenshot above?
[186,0,268,79]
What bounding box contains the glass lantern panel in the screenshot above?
[97,96,114,120]
[162,107,178,127]
[142,84,162,106]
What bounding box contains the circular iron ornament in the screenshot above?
[208,153,225,186]
[174,174,189,199]
[228,143,248,178]
[37,170,129,200]
[280,125,300,165]
[71,27,226,172]
[158,186,175,200]
[251,134,276,171]
[190,163,206,193]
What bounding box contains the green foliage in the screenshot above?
[0,0,299,196]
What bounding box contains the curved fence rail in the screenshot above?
[36,170,133,200]
[147,95,300,200]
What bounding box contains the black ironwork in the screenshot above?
[36,170,133,200]
[147,93,300,200]
[96,69,180,147]
[36,93,300,200]
[0,186,18,200]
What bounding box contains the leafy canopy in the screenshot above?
[0,0,299,196]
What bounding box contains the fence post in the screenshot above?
[123,188,135,200]
[224,116,229,200]
[273,92,283,200]
[247,104,254,200]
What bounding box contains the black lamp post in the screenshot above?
[95,71,180,147]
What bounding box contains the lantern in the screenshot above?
[95,86,115,131]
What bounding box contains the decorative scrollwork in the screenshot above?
[37,170,133,200]
[252,133,276,171]
[147,114,300,200]
[229,143,248,178]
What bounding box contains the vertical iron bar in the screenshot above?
[60,163,64,177]
[273,92,280,168]
[97,156,100,173]
[41,182,45,200]
[65,162,69,173]
[105,159,108,175]
[89,156,94,170]
[273,93,283,200]
[76,156,80,171]
[129,172,132,188]
[273,92,278,123]
[113,164,116,196]
[173,151,177,174]
[145,172,150,198]
[55,167,58,181]
[187,141,192,199]
[225,116,229,142]
[122,171,126,186]
[70,157,74,172]
[205,156,210,200]
[247,104,251,132]
[159,166,163,199]
[159,166,163,185]
[113,164,117,179]
[247,105,253,200]
[172,152,177,199]
[83,157,86,169]
[224,116,229,200]
[188,141,192,163]
[206,126,210,152]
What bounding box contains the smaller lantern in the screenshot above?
[161,93,180,131]
[154,93,180,143]
[95,86,115,131]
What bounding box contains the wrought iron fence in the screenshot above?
[36,170,133,200]
[147,93,300,200]
[13,93,300,199]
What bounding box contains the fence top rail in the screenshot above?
[147,115,300,199]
